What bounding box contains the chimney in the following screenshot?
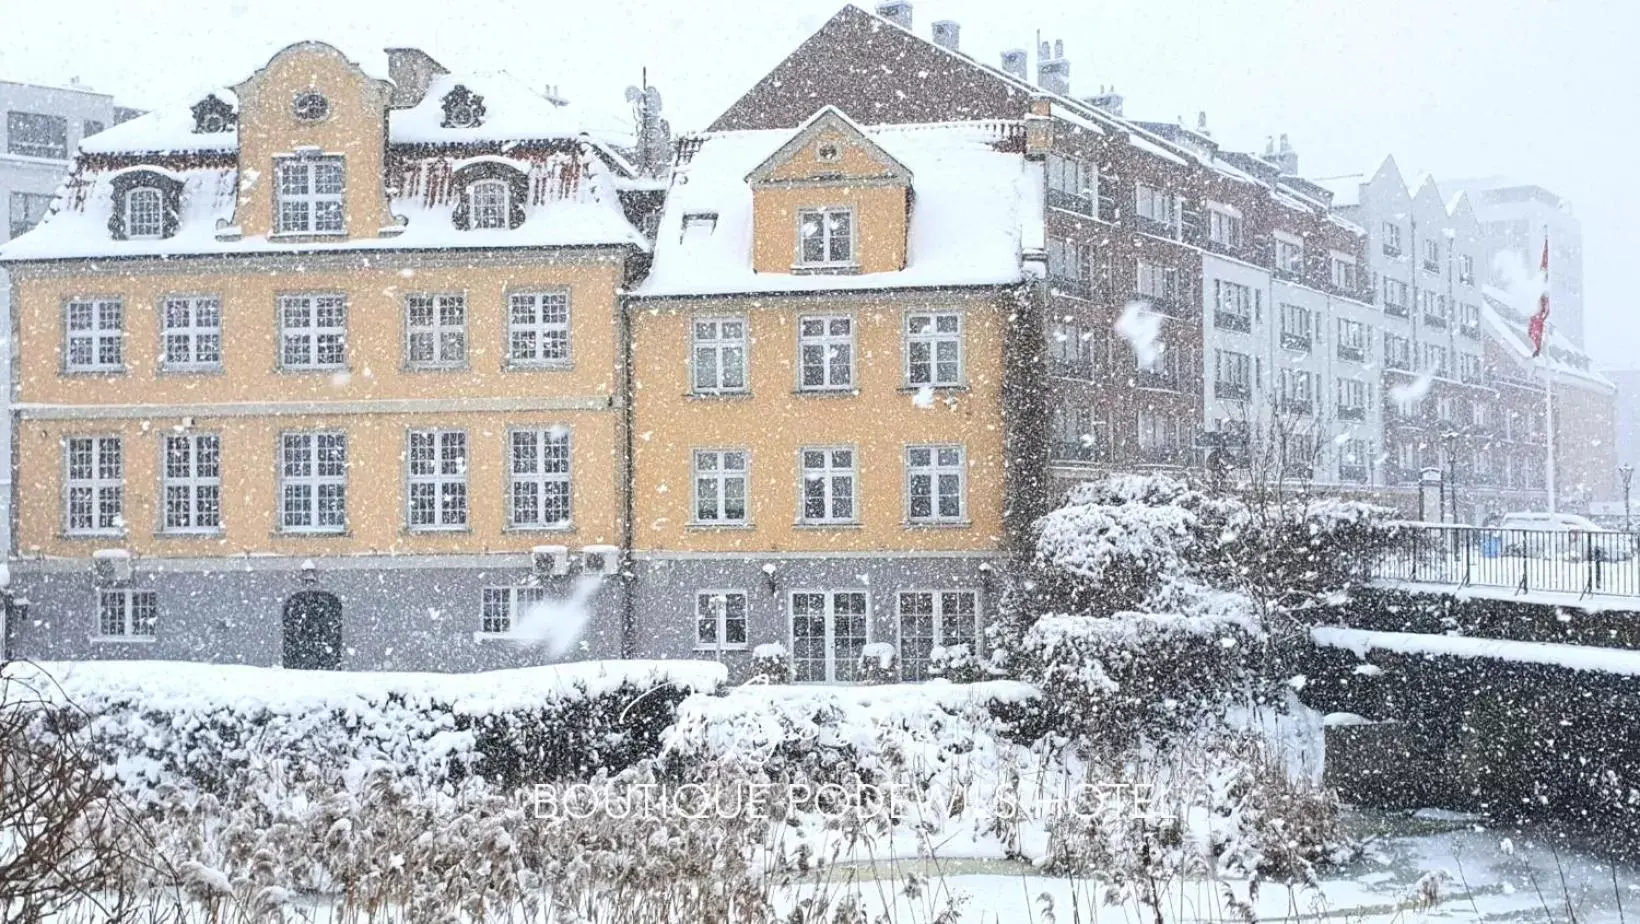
[1000,48,1029,80]
[1037,39,1070,96]
[543,84,568,108]
[1084,85,1123,117]
[1195,110,1211,137]
[384,47,449,108]
[876,1,912,30]
[1264,133,1298,175]
[932,19,960,51]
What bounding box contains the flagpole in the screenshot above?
[1541,227,1557,514]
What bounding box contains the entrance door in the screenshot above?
[789,590,868,682]
[282,591,342,670]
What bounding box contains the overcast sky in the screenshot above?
[3,0,1634,366]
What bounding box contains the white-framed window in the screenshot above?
[279,294,347,370]
[1382,222,1403,255]
[692,316,748,394]
[1458,254,1476,285]
[65,436,122,536]
[280,432,347,533]
[507,291,570,366]
[695,590,749,650]
[508,428,572,529]
[161,296,221,371]
[1278,369,1315,411]
[406,293,467,369]
[898,590,978,682]
[1383,278,1409,312]
[906,445,965,524]
[1275,235,1303,273]
[1423,238,1441,268]
[275,155,344,234]
[789,590,869,683]
[800,446,857,525]
[693,449,748,524]
[1337,318,1368,361]
[96,589,156,640]
[469,179,509,230]
[1339,439,1371,481]
[1046,237,1091,289]
[1212,280,1253,331]
[1424,344,1449,377]
[798,315,854,390]
[1207,204,1243,247]
[65,297,124,372]
[1331,255,1358,290]
[125,187,163,239]
[905,311,962,387]
[1048,321,1100,379]
[479,585,547,637]
[1136,261,1180,303]
[163,433,221,533]
[1214,349,1251,400]
[1336,378,1369,420]
[797,207,853,266]
[1134,184,1178,232]
[408,430,468,531]
[1459,302,1481,331]
[1045,153,1095,214]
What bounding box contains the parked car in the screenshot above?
[1493,512,1635,561]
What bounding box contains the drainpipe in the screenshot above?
[618,284,638,659]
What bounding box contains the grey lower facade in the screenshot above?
[3,551,1003,678]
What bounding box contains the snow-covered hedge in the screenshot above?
[12,659,725,799]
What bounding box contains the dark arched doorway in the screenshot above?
[282,591,342,670]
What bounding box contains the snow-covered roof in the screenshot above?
[0,148,647,262]
[79,89,239,156]
[390,72,630,151]
[1312,175,1364,209]
[635,120,1038,298]
[1479,287,1612,392]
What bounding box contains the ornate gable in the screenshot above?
[440,84,487,129]
[745,107,912,189]
[191,94,237,134]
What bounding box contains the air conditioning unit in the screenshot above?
[579,545,622,578]
[92,549,132,585]
[532,545,571,577]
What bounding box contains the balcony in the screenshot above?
[1386,356,1413,372]
[1142,295,1196,319]
[1051,440,1108,464]
[1383,243,1402,258]
[1460,369,1486,385]
[1048,357,1094,380]
[1136,445,1192,467]
[1280,331,1312,352]
[1215,381,1251,401]
[1214,311,1251,334]
[1135,214,1179,239]
[1384,302,1409,319]
[1458,272,1476,286]
[1422,258,1441,273]
[1338,463,1369,483]
[1273,266,1304,284]
[1136,368,1180,391]
[1423,313,1448,329]
[1046,188,1094,216]
[1337,344,1366,363]
[1338,405,1367,422]
[1459,322,1481,339]
[1278,397,1314,416]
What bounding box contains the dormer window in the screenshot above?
[190,94,236,134]
[469,179,509,230]
[124,187,164,240]
[440,85,487,129]
[798,207,853,267]
[275,154,345,235]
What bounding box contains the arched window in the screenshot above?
[469,179,509,230]
[126,187,163,239]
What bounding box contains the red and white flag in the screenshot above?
[1528,237,1550,357]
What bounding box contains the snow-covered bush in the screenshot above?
[749,642,792,685]
[1016,610,1267,754]
[857,642,897,684]
[1234,497,1403,620]
[929,643,986,683]
[17,660,725,800]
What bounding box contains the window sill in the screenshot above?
[404,363,471,374]
[270,231,348,241]
[687,522,755,531]
[156,529,225,539]
[89,636,156,645]
[473,632,529,643]
[61,531,127,541]
[898,384,968,394]
[406,526,473,536]
[504,524,576,534]
[793,388,858,398]
[693,644,750,653]
[159,365,225,376]
[904,520,973,530]
[272,529,350,538]
[505,361,574,372]
[276,366,350,375]
[62,368,128,377]
[793,521,862,530]
[790,262,861,275]
[686,391,753,400]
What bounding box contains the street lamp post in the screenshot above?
[1442,431,1459,524]
[1620,463,1634,534]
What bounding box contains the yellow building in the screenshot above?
[1,43,651,669]
[628,109,1041,682]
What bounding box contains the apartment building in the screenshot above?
[1,80,139,557]
[628,108,1035,682]
[709,2,1384,491]
[1443,177,1584,347]
[0,43,654,669]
